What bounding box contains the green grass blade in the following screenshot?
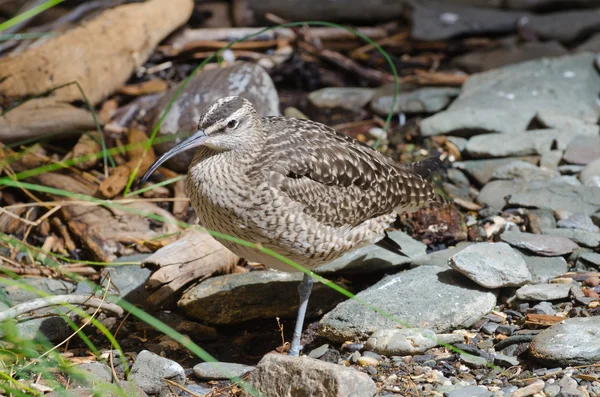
[0,0,65,33]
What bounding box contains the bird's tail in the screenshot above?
[396,156,447,213]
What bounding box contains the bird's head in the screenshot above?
[140,96,260,184]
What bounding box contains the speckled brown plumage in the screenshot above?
[180,97,442,272]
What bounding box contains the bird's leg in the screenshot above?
[288,273,313,357]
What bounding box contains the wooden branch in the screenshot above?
[0,294,124,322]
[143,229,240,308]
[0,98,98,143]
[400,70,469,86]
[299,41,394,84]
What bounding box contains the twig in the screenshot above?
[0,294,124,322]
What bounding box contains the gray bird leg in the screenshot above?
[288,273,313,356]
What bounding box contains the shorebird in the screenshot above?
[141,96,442,356]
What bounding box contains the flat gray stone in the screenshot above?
[411,1,526,41]
[365,328,437,356]
[453,41,568,73]
[454,156,539,185]
[564,135,600,165]
[71,362,112,388]
[580,158,600,187]
[178,271,343,325]
[501,231,578,256]
[525,209,557,233]
[522,9,600,42]
[530,317,600,366]
[246,354,377,397]
[577,251,600,268]
[447,385,493,397]
[557,213,599,232]
[319,266,496,342]
[508,184,600,216]
[1,277,76,305]
[315,231,427,275]
[371,85,460,115]
[129,350,185,395]
[477,180,529,209]
[492,161,560,181]
[466,128,597,159]
[515,249,568,284]
[515,284,572,301]
[309,87,374,110]
[104,254,152,307]
[449,242,532,288]
[193,362,255,380]
[541,228,600,248]
[421,53,600,137]
[411,242,473,268]
[151,62,279,172]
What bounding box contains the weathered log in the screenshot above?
[143,228,241,308]
[0,0,194,107]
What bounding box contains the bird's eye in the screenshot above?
[227,119,238,129]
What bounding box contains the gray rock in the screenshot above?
[477,179,529,209]
[506,0,600,9]
[541,228,600,248]
[104,254,152,307]
[576,31,600,52]
[526,209,557,233]
[371,85,459,115]
[1,277,76,305]
[577,251,600,268]
[466,129,597,159]
[129,350,185,395]
[540,150,563,170]
[181,385,212,397]
[178,271,343,325]
[246,354,377,397]
[454,156,539,185]
[516,250,568,284]
[449,242,532,288]
[365,328,438,356]
[447,385,493,397]
[421,53,600,137]
[494,353,519,367]
[563,135,600,165]
[411,1,526,41]
[501,231,578,256]
[14,315,71,343]
[544,384,561,397]
[319,266,496,342]
[308,344,329,359]
[193,362,255,380]
[308,87,374,110]
[509,183,600,216]
[453,41,568,73]
[558,164,585,175]
[411,243,473,268]
[151,62,279,172]
[315,231,426,275]
[533,301,557,315]
[522,9,600,42]
[580,158,600,187]
[515,284,572,301]
[70,362,112,387]
[447,136,469,152]
[492,161,560,181]
[557,213,599,233]
[530,317,600,365]
[447,168,471,187]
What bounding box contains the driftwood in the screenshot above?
[99,128,156,198]
[0,0,194,107]
[0,98,98,143]
[143,229,241,308]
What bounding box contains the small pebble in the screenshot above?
[349,351,361,364]
[366,365,378,375]
[544,384,561,397]
[357,356,379,366]
[308,344,329,359]
[512,380,545,397]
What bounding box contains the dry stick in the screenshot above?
[0,294,123,322]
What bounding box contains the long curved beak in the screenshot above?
[140,129,207,185]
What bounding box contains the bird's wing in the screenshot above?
[255,117,440,228]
